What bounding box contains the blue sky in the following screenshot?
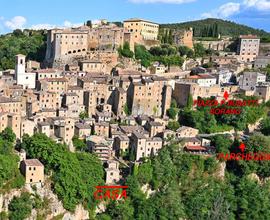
[0,0,270,34]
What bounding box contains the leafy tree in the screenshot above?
[260,117,270,135]
[21,133,104,211]
[0,154,20,187]
[79,111,89,120]
[118,42,134,58]
[0,30,46,70]
[167,107,179,120]
[194,43,206,57]
[8,192,33,220]
[72,136,87,151]
[135,44,152,68]
[167,121,180,131]
[178,46,194,58]
[0,127,16,143]
[211,134,233,154]
[105,200,134,220]
[123,103,131,116]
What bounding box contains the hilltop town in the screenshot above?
[1,18,270,219]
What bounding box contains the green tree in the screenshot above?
[123,103,131,116]
[167,121,180,131]
[79,111,89,120]
[167,107,179,120]
[118,42,134,58]
[260,117,270,135]
[72,136,87,151]
[21,133,104,211]
[8,192,33,220]
[193,43,206,57]
[135,45,152,67]
[1,127,16,143]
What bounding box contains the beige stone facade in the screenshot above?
[237,35,260,62]
[124,19,159,43]
[172,28,193,49]
[20,159,44,184]
[79,60,105,73]
[131,132,162,161]
[176,126,199,138]
[37,77,68,93]
[129,77,172,117]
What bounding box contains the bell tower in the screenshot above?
[15,54,26,80]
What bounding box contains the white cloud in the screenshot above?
[201,2,240,18]
[4,16,26,30]
[63,20,83,28]
[30,23,57,30]
[218,2,241,17]
[129,0,195,4]
[243,0,270,10]
[201,12,214,19]
[30,21,83,30]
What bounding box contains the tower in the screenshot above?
[15,54,26,80]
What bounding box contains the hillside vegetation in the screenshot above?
[0,29,46,70]
[160,18,270,39]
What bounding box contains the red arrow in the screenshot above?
[223,91,229,100]
[239,143,245,152]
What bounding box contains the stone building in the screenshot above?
[131,132,163,161]
[94,122,110,137]
[105,160,120,184]
[239,72,266,91]
[45,27,89,67]
[128,76,172,117]
[173,82,238,107]
[45,23,129,68]
[237,35,260,62]
[37,77,68,93]
[123,18,159,45]
[79,60,105,73]
[113,135,130,156]
[254,56,270,68]
[75,122,92,139]
[175,126,199,138]
[172,28,193,49]
[15,54,36,89]
[20,159,44,185]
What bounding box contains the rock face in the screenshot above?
[216,162,226,180]
[141,184,156,199]
[62,204,89,220]
[247,173,261,184]
[0,189,22,212]
[1,177,89,220]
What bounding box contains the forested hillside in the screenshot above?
[0,29,46,70]
[160,18,270,39]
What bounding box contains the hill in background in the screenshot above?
[160,18,270,39]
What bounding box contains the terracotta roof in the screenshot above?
[239,35,259,39]
[187,74,216,79]
[45,77,68,82]
[36,69,58,73]
[23,159,43,167]
[185,146,206,151]
[124,18,159,25]
[0,96,20,103]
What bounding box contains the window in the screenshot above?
[29,167,32,170]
